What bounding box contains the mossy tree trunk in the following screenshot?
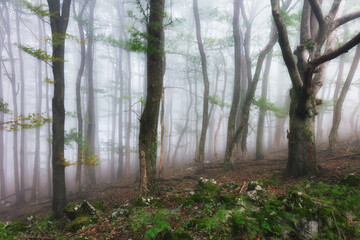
[271,0,360,176]
[47,0,71,219]
[139,0,165,196]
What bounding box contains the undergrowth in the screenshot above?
[1,174,360,239]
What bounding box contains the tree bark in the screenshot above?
[139,0,165,195]
[193,0,210,168]
[329,44,360,152]
[47,0,71,219]
[0,29,5,200]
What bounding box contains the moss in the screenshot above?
[6,221,28,232]
[340,174,360,187]
[223,161,234,171]
[91,201,105,211]
[133,196,165,208]
[65,215,98,232]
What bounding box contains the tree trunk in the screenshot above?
[214,50,227,161]
[125,49,132,177]
[159,88,165,178]
[0,32,5,200]
[2,1,20,205]
[255,53,273,160]
[193,0,210,168]
[73,0,87,192]
[271,0,360,176]
[16,4,26,204]
[47,0,71,219]
[329,44,360,152]
[85,0,97,186]
[224,0,241,170]
[139,0,165,196]
[31,16,44,201]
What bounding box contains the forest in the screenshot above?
[1,0,360,239]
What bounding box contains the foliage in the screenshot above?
[208,95,230,108]
[18,45,63,63]
[61,146,100,167]
[0,113,51,131]
[253,97,288,118]
[0,98,10,114]
[23,0,51,17]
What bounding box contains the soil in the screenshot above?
[1,140,360,222]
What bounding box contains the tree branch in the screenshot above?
[311,32,360,67]
[271,0,303,91]
[307,0,324,25]
[335,10,360,29]
[328,0,342,19]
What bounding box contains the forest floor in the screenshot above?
[1,139,360,239]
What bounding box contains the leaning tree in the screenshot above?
[271,0,360,176]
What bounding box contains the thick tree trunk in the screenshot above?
[255,53,273,160]
[139,0,165,195]
[47,0,71,219]
[193,0,210,168]
[329,44,360,152]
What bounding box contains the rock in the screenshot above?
[64,200,97,221]
[65,215,98,232]
[303,221,318,239]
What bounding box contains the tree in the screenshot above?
[193,0,210,168]
[46,0,72,219]
[329,44,360,152]
[139,0,165,195]
[271,0,360,176]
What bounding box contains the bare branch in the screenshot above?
[271,0,303,91]
[308,0,324,25]
[335,10,360,29]
[328,0,342,19]
[311,32,360,67]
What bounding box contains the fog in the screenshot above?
[1,0,360,205]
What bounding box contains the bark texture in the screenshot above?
[47,0,71,219]
[139,0,165,195]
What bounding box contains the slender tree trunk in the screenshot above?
[0,32,5,200]
[139,0,165,195]
[3,2,20,205]
[214,50,227,161]
[31,16,44,201]
[15,4,26,204]
[116,49,124,178]
[159,88,165,177]
[73,0,87,192]
[224,0,241,170]
[47,0,72,219]
[329,44,360,152]
[125,49,132,177]
[193,0,210,168]
[255,53,273,160]
[85,0,97,186]
[172,39,194,163]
